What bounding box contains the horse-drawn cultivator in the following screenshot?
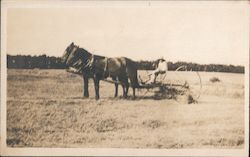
[62,42,202,103]
[67,64,202,103]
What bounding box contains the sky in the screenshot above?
[5,1,249,65]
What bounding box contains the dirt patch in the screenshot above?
[210,77,221,83]
[96,119,117,132]
[96,119,128,132]
[142,120,163,129]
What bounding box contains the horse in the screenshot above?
[61,42,139,100]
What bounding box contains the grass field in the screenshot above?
[7,69,245,148]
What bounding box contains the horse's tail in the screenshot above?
[125,58,140,88]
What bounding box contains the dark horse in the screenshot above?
[61,42,139,100]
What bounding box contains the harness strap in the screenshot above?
[89,55,94,67]
[72,59,83,72]
[103,57,109,77]
[84,54,94,69]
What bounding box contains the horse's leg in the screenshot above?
[126,85,129,97]
[132,87,136,99]
[130,77,137,99]
[122,84,127,98]
[83,74,89,98]
[112,76,118,97]
[118,76,127,98]
[128,75,137,99]
[93,76,100,100]
[115,83,118,97]
[124,77,129,98]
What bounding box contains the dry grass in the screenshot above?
[7,69,245,148]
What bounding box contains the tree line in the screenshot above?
[7,54,65,69]
[7,54,244,73]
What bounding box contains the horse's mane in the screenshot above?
[78,47,91,56]
[78,47,106,59]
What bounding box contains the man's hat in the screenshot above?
[158,57,165,61]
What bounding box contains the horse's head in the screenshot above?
[61,42,80,66]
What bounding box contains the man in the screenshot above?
[147,57,168,84]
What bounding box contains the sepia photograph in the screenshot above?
[1,0,249,156]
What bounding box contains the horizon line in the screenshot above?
[6,53,245,67]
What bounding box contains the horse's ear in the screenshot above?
[71,42,74,46]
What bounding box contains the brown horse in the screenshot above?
[61,42,139,100]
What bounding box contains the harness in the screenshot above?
[67,46,94,73]
[85,54,94,69]
[68,46,109,77]
[103,57,109,78]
